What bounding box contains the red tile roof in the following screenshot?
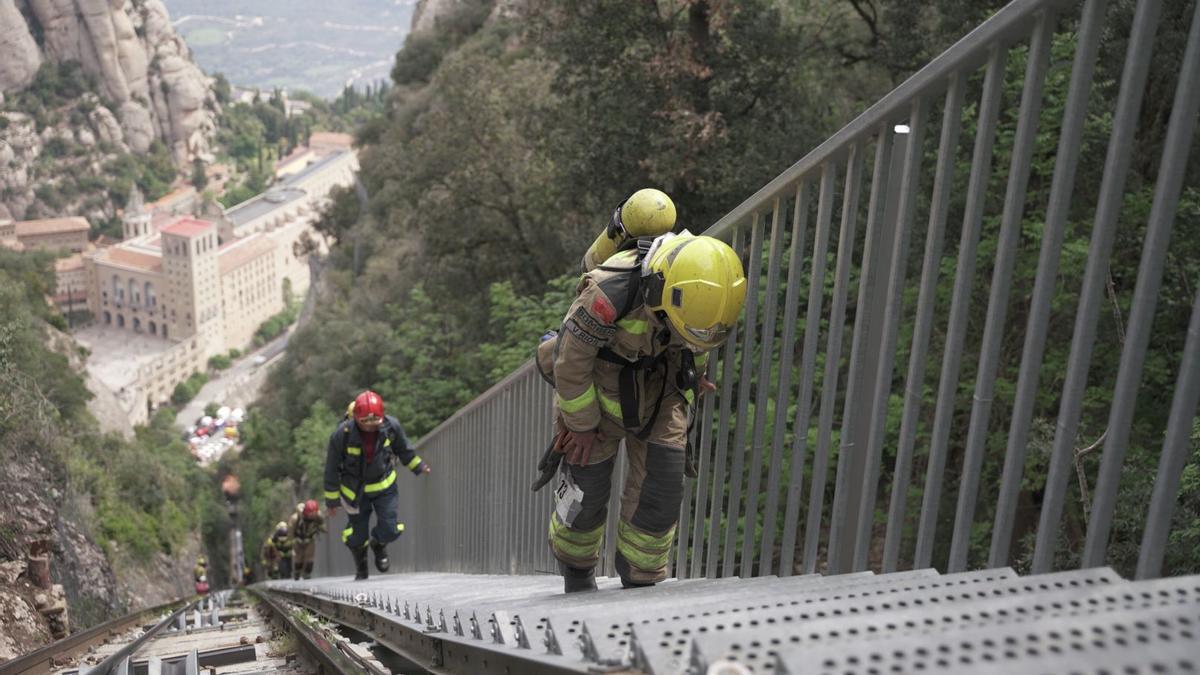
[218,235,275,274]
[14,217,89,236]
[309,132,354,149]
[160,218,214,239]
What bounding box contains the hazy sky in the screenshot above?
[162,0,418,98]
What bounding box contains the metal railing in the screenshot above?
[325,0,1200,581]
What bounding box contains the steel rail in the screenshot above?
[249,586,386,674]
[0,596,191,675]
[260,586,587,675]
[80,598,201,675]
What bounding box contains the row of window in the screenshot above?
[101,311,168,338]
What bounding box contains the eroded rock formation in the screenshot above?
[0,0,218,219]
[2,0,217,165]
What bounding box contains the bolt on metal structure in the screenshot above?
[315,0,1200,583]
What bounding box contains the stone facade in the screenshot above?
[12,217,89,252]
[218,235,282,352]
[81,147,355,408]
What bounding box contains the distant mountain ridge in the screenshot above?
[161,0,418,98]
[0,0,217,222]
[0,0,217,165]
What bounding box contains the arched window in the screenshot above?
[133,317,141,332]
[162,324,168,339]
[112,275,122,300]
[129,279,138,305]
[116,314,125,328]
[103,311,111,324]
[148,321,156,336]
[145,281,155,308]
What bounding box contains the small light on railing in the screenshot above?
[894,124,911,134]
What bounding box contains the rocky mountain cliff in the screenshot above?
[0,0,217,221]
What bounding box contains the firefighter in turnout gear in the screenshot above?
[324,390,430,581]
[288,499,326,580]
[193,554,209,595]
[537,213,746,593]
[260,525,289,580]
[192,554,208,583]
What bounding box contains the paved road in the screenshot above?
[173,329,291,430]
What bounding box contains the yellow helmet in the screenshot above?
[275,521,288,536]
[645,235,746,350]
[197,555,207,566]
[614,188,676,237]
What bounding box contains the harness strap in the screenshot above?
[596,347,671,439]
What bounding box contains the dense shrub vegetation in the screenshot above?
[0,249,222,568]
[230,0,1198,577]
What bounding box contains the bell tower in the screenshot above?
[122,185,151,240]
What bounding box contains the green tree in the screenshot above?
[191,158,208,191]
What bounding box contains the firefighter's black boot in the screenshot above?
[560,562,597,593]
[614,551,654,590]
[352,545,369,581]
[370,538,390,573]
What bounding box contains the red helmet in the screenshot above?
[303,499,319,519]
[353,390,384,421]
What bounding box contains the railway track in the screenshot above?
[0,587,401,675]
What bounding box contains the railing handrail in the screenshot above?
[369,0,1200,583]
[417,360,535,447]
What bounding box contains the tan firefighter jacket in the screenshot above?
[287,511,326,544]
[540,249,707,433]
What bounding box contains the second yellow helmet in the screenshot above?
[644,234,746,350]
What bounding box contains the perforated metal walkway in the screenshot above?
[263,568,1200,674]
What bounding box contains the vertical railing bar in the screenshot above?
[603,441,623,573]
[851,97,930,573]
[1032,0,1165,574]
[948,10,1055,574]
[517,378,528,572]
[705,225,744,576]
[1136,289,1200,579]
[690,363,716,578]
[535,378,547,572]
[914,45,1008,569]
[784,161,836,574]
[882,74,965,573]
[502,389,510,572]
[815,138,869,575]
[676,461,693,579]
[722,215,765,576]
[676,391,703,578]
[767,183,812,576]
[1083,5,1200,568]
[494,396,502,572]
[477,403,485,572]
[487,401,495,571]
[542,384,554,573]
[987,0,1108,569]
[517,386,525,571]
[703,334,732,576]
[821,124,894,576]
[742,199,787,576]
[504,386,512,572]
